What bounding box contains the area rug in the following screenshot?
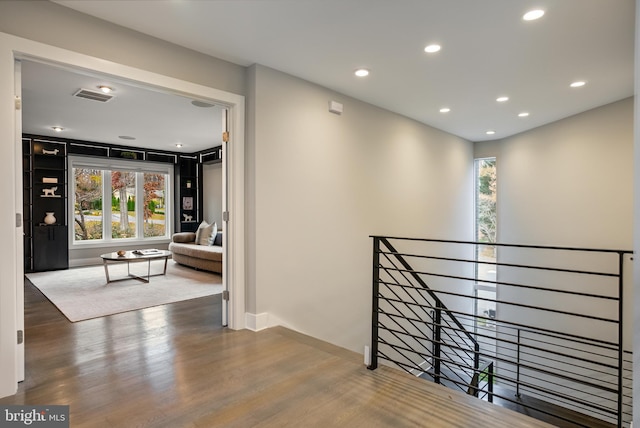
[26,261,223,322]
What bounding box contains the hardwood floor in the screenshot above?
[491,386,615,428]
[0,280,556,427]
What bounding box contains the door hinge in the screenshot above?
[17,330,23,345]
[222,290,230,301]
[14,96,21,110]
[16,213,21,227]
[223,211,229,222]
[222,131,229,143]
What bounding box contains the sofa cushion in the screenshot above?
[168,241,222,262]
[212,231,223,246]
[207,223,219,246]
[195,221,217,245]
[172,232,196,243]
[194,221,209,244]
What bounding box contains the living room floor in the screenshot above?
[0,281,555,427]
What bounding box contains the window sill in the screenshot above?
[70,237,171,250]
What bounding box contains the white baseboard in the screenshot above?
[244,312,287,331]
[245,312,270,331]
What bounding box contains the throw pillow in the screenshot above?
[198,222,215,246]
[213,230,223,246]
[208,222,218,246]
[194,220,209,245]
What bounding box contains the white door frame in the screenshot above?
[0,32,246,398]
[13,58,24,383]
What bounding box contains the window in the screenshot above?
[111,170,136,239]
[474,158,497,336]
[70,157,172,246]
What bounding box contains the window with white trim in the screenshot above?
[474,157,497,339]
[69,157,173,246]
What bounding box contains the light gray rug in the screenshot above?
[26,261,223,322]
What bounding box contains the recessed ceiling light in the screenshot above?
[496,96,509,102]
[439,107,451,113]
[175,143,183,148]
[424,44,441,53]
[570,81,586,88]
[354,68,370,77]
[118,135,136,140]
[523,9,545,21]
[518,112,530,117]
[52,126,63,132]
[98,85,113,94]
[486,130,496,135]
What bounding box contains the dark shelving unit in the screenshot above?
[176,155,201,232]
[23,138,69,272]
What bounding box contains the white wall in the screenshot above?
[203,162,223,228]
[490,97,634,340]
[495,97,633,250]
[477,98,634,420]
[247,65,474,352]
[476,97,633,335]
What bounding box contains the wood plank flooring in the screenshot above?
[0,280,557,427]
[491,385,615,428]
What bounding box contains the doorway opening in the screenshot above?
[11,52,243,390]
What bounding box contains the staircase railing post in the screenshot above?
[473,342,480,397]
[488,362,494,403]
[516,328,521,398]
[616,252,624,428]
[368,237,380,370]
[434,302,442,384]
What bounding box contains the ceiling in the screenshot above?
[29,0,634,147]
[21,60,225,153]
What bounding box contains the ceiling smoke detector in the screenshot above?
[73,88,114,102]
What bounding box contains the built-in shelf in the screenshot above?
[24,138,68,272]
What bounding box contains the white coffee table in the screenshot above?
[100,250,172,284]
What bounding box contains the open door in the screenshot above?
[221,108,229,327]
[15,60,25,382]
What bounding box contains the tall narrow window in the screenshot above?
[111,170,136,239]
[474,158,497,336]
[74,167,103,241]
[143,172,166,238]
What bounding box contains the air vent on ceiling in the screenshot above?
[73,88,114,102]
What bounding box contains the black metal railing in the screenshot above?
[369,237,491,401]
[368,236,632,428]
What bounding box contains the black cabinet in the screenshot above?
[176,155,201,232]
[23,138,69,272]
[33,225,68,271]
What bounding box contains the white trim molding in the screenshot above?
[244,312,287,332]
[245,312,271,332]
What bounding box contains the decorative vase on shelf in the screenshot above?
[44,212,56,225]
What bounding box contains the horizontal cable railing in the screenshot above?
[370,237,490,401]
[368,236,632,428]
